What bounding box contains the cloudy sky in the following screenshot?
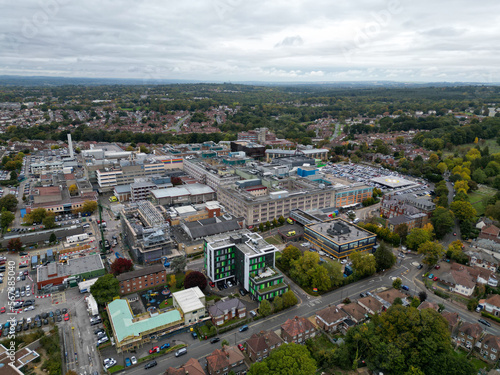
[1,0,499,82]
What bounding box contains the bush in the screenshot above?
[481,311,500,323]
[434,289,450,299]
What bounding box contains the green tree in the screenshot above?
[280,245,302,273]
[418,241,444,266]
[273,296,283,312]
[89,274,120,306]
[472,169,487,184]
[484,201,500,221]
[392,278,402,289]
[0,194,18,211]
[81,200,98,213]
[10,170,17,181]
[259,299,273,317]
[310,264,331,292]
[430,207,455,239]
[349,250,376,277]
[259,223,264,232]
[406,228,433,251]
[374,242,396,272]
[394,224,408,244]
[278,215,286,225]
[7,237,22,252]
[247,343,317,375]
[282,290,298,308]
[42,215,56,229]
[450,200,477,223]
[49,232,57,243]
[170,256,187,273]
[221,339,230,347]
[410,298,421,308]
[321,261,344,287]
[0,210,15,230]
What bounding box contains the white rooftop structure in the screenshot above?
[172,286,205,314]
[152,183,214,199]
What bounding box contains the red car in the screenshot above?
[435,265,440,270]
[433,276,438,281]
[64,313,70,321]
[149,346,159,354]
[209,281,215,288]
[237,344,244,351]
[0,307,6,314]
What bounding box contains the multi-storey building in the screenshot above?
[116,264,166,295]
[333,184,373,208]
[204,231,288,301]
[304,218,377,259]
[182,158,240,190]
[265,148,329,162]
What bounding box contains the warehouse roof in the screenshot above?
[172,287,205,313]
[152,183,214,199]
[108,299,182,343]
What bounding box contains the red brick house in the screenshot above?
[206,346,247,375]
[357,296,384,315]
[245,330,283,362]
[281,316,317,344]
[441,311,461,335]
[315,306,348,333]
[479,334,500,363]
[457,322,482,350]
[208,298,246,326]
[116,264,166,295]
[165,358,205,375]
[479,224,500,244]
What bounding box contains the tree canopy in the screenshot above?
[350,250,376,277]
[184,270,207,290]
[90,274,120,306]
[248,343,316,375]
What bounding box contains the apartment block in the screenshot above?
[117,264,166,295]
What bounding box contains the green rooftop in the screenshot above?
[108,299,182,343]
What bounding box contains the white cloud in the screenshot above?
[0,0,499,82]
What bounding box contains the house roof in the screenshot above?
[342,302,367,322]
[316,305,348,324]
[486,294,500,308]
[116,264,164,282]
[459,322,483,339]
[281,316,316,337]
[208,298,245,318]
[358,296,383,313]
[246,330,283,354]
[441,311,460,327]
[207,346,245,372]
[377,289,406,305]
[166,358,205,375]
[107,299,181,344]
[417,301,439,311]
[172,287,205,313]
[482,225,500,237]
[451,268,476,289]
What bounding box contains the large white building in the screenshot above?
[172,287,207,325]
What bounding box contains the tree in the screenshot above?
[10,170,17,181]
[23,207,49,224]
[450,201,476,223]
[310,264,331,292]
[81,200,98,213]
[68,184,78,196]
[7,237,22,252]
[0,210,15,230]
[278,216,286,225]
[247,343,317,375]
[472,169,487,184]
[110,258,133,275]
[259,299,273,317]
[259,223,264,232]
[454,180,469,194]
[49,232,57,243]
[0,194,18,211]
[89,274,120,306]
[410,298,421,308]
[392,278,402,289]
[349,251,376,277]
[221,339,230,347]
[42,215,56,229]
[418,291,427,302]
[169,274,176,288]
[282,290,298,308]
[273,296,283,312]
[406,228,433,251]
[484,201,500,221]
[184,270,207,290]
[430,207,455,239]
[418,241,444,266]
[394,224,408,244]
[374,242,396,272]
[280,245,302,272]
[393,297,403,305]
[171,257,187,273]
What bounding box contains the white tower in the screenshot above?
[67,133,74,159]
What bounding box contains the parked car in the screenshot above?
[210,337,220,344]
[191,331,198,339]
[160,343,170,350]
[239,325,249,332]
[237,344,245,351]
[131,356,137,365]
[144,360,157,369]
[479,319,491,327]
[149,346,159,354]
[435,265,441,270]
[402,285,409,291]
[125,357,131,367]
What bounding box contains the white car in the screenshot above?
[27,317,32,323]
[103,358,114,365]
[104,359,116,369]
[131,356,137,365]
[24,306,34,312]
[97,336,109,345]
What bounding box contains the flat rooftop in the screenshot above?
[371,176,415,188]
[37,253,104,282]
[307,218,376,244]
[206,231,277,255]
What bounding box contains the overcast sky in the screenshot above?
[1,0,500,82]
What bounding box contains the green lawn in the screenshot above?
[452,348,491,372]
[108,365,124,374]
[265,235,283,245]
[159,298,173,309]
[468,185,497,216]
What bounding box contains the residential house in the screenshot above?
[208,298,247,326]
[437,265,476,297]
[376,289,408,308]
[479,225,500,244]
[467,249,500,272]
[357,296,384,315]
[245,330,283,362]
[484,295,500,317]
[342,302,368,324]
[165,358,205,375]
[441,311,461,336]
[480,334,500,363]
[315,306,348,333]
[457,322,483,350]
[281,316,317,344]
[417,301,439,311]
[206,346,247,375]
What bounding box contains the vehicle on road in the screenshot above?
[210,337,220,344]
[479,319,491,327]
[149,346,159,354]
[175,348,187,357]
[144,360,157,369]
[239,325,249,332]
[160,343,170,350]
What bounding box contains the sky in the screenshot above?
[1,0,500,82]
